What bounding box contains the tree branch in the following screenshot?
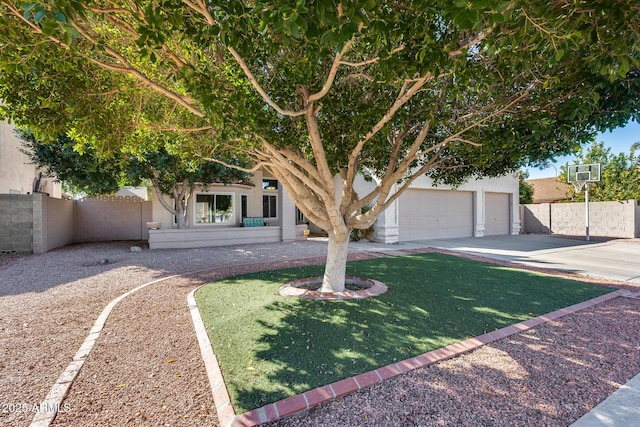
[152,182,178,216]
[227,46,306,117]
[307,39,354,103]
[204,156,268,174]
[258,137,333,203]
[2,2,70,48]
[2,3,209,119]
[182,0,215,25]
[304,101,336,199]
[141,124,213,132]
[344,75,437,201]
[68,20,207,118]
[339,46,405,67]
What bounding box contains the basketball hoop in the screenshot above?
[567,163,601,242]
[572,180,587,193]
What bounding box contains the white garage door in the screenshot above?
[398,189,473,241]
[484,192,510,236]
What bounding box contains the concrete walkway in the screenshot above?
[570,373,640,427]
[350,234,640,283]
[350,234,640,427]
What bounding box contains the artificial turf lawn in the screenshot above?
[195,252,612,413]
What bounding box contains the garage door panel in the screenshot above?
[399,189,473,240]
[485,192,510,236]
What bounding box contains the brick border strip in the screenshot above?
[29,275,179,427]
[195,290,623,427]
[187,288,236,425]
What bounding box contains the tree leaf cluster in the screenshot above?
[18,130,134,196]
[19,129,249,200]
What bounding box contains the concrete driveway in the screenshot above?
[353,234,640,284]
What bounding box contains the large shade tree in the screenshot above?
[1,1,639,291]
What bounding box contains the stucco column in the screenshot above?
[510,193,521,235]
[474,190,485,237]
[280,186,296,242]
[32,192,45,253]
[372,188,399,243]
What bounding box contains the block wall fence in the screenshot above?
[0,194,151,253]
[520,199,639,238]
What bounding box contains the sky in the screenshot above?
[524,120,640,180]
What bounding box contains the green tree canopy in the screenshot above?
[20,130,248,228]
[1,1,639,291]
[519,171,534,205]
[19,130,135,196]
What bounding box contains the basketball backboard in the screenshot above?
[567,163,601,185]
[567,163,601,241]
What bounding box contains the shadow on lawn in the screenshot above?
[265,298,640,427]
[229,254,612,413]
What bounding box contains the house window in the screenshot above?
[263,195,277,219]
[296,207,306,224]
[196,194,234,224]
[262,179,278,190]
[241,194,248,219]
[262,179,278,219]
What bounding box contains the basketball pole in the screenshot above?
[585,182,590,241]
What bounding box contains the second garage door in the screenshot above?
[484,192,510,235]
[398,189,474,241]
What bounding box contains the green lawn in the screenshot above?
[195,253,612,413]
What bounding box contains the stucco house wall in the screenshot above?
[349,172,520,243]
[148,168,519,249]
[0,120,61,197]
[147,170,303,249]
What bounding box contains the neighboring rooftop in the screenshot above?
[116,186,149,200]
[526,177,572,203]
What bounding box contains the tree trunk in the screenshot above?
[176,209,186,229]
[321,226,350,292]
[173,188,188,229]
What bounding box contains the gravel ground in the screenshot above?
[0,240,336,426]
[1,240,639,426]
[269,297,640,427]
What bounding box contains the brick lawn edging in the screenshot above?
[231,291,624,426]
[191,285,625,427]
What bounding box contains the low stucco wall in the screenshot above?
[148,226,282,249]
[74,196,152,243]
[1,194,153,254]
[521,200,639,238]
[33,193,74,253]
